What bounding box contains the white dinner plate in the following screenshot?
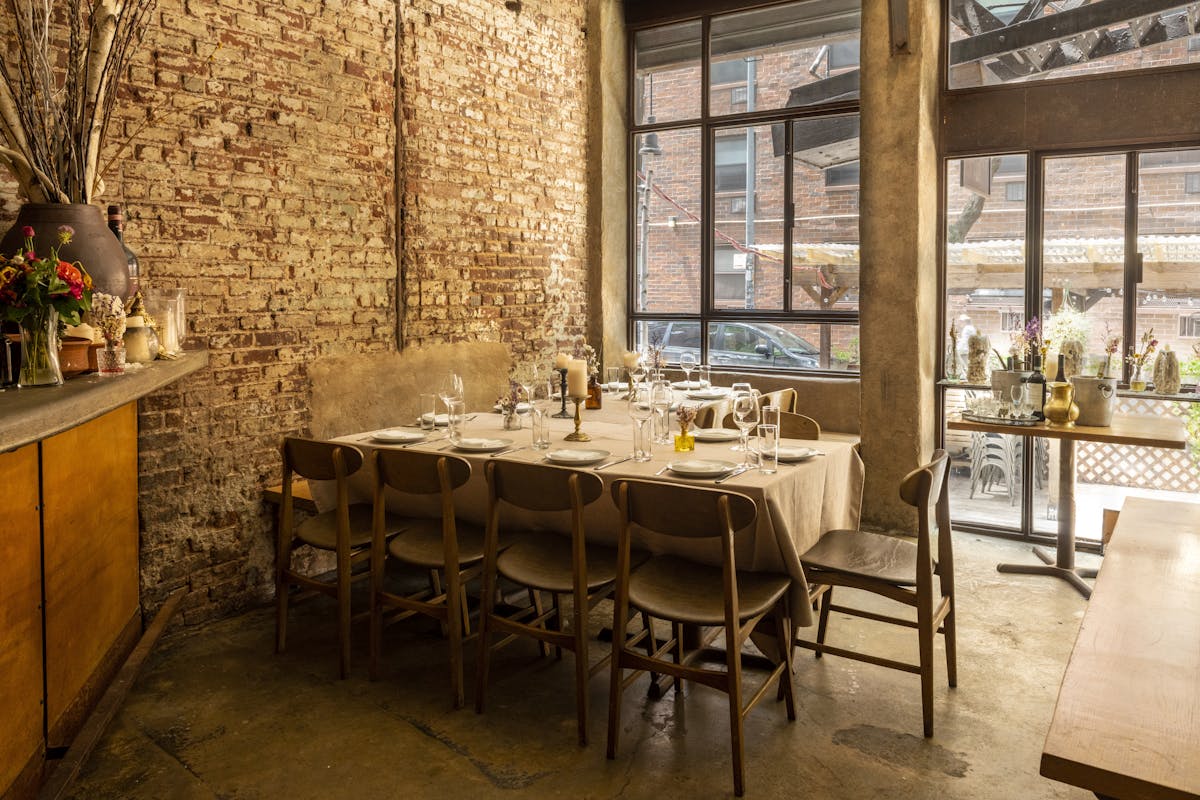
[691,427,740,442]
[671,380,704,390]
[492,402,532,414]
[453,437,514,453]
[667,459,738,478]
[604,382,630,391]
[685,388,729,400]
[635,401,680,412]
[776,445,820,462]
[371,429,426,444]
[420,412,450,426]
[545,448,611,466]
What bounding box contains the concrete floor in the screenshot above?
[64,534,1097,800]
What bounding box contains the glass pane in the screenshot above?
[949,3,1200,90]
[634,320,711,366]
[1137,148,1200,390]
[704,321,828,371]
[710,0,861,114]
[1041,154,1125,381]
[792,114,860,313]
[945,155,1027,386]
[634,21,701,125]
[635,128,702,314]
[713,124,785,311]
[944,388,1025,530]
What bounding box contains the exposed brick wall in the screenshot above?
[2,0,592,624]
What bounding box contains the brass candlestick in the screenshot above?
[564,397,591,442]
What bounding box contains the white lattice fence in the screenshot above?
[1077,397,1200,493]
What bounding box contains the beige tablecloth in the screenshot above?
[316,399,863,628]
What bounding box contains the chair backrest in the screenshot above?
[375,448,471,495]
[897,449,951,587]
[283,437,364,481]
[486,459,603,512]
[777,411,820,440]
[759,388,797,414]
[694,404,719,429]
[610,479,756,540]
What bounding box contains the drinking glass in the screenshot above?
[732,392,760,465]
[418,393,437,430]
[1010,384,1029,418]
[679,352,697,386]
[529,379,554,449]
[606,366,622,394]
[651,379,672,445]
[697,364,711,388]
[628,384,653,462]
[439,372,464,413]
[531,410,551,450]
[758,424,779,474]
[447,399,466,444]
[730,381,752,397]
[761,404,780,430]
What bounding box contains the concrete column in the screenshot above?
[586,0,629,365]
[858,0,942,530]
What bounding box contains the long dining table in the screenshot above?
[315,392,864,629]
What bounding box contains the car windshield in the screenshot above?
[755,323,819,355]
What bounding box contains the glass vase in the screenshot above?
[97,342,126,376]
[674,424,694,452]
[18,307,63,387]
[1129,365,1147,392]
[502,411,522,431]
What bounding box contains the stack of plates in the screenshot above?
[545,448,610,466]
[692,427,740,442]
[453,437,513,453]
[776,445,820,462]
[665,459,738,478]
[420,413,450,426]
[371,429,426,444]
[685,387,729,400]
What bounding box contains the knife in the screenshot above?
[490,445,528,458]
[714,465,751,484]
[593,455,633,471]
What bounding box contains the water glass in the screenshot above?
[761,404,780,430]
[758,424,779,474]
[606,366,622,393]
[651,379,672,445]
[447,399,466,444]
[697,364,711,387]
[418,393,437,430]
[632,419,653,462]
[531,409,551,450]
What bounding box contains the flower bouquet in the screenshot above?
[91,291,127,375]
[0,225,93,386]
[1125,329,1158,391]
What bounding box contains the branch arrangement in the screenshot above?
[0,0,158,203]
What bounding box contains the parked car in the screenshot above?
[644,320,821,370]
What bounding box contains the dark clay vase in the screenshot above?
[1,203,131,299]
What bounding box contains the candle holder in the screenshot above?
[553,367,572,418]
[564,397,591,442]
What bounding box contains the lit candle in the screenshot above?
[622,351,640,370]
[554,352,570,369]
[566,359,588,397]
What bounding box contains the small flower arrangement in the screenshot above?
[1125,329,1158,373]
[495,379,526,415]
[577,343,600,379]
[676,404,697,430]
[91,292,127,347]
[646,343,666,371]
[1097,325,1121,378]
[0,225,94,326]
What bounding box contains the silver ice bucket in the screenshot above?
[1070,376,1117,427]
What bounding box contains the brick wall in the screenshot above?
[1,0,591,624]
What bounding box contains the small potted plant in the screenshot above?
[674,404,698,452]
[91,292,128,376]
[496,379,526,431]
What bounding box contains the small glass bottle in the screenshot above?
[585,374,602,409]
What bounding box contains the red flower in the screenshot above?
[21,225,34,237]
[57,261,81,285]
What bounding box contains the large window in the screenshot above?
[941,149,1200,541]
[630,1,861,373]
[948,1,1200,90]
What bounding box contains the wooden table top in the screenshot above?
[1040,498,1200,800]
[947,413,1187,449]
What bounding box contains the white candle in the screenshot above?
[622,351,640,370]
[566,359,588,397]
[554,352,570,369]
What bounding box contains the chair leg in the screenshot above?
[573,599,589,747]
[475,583,495,715]
[552,593,564,660]
[672,621,685,695]
[447,577,465,710]
[943,597,958,689]
[275,568,289,655]
[606,615,626,760]
[368,585,382,682]
[773,603,796,720]
[530,589,549,659]
[815,586,833,658]
[639,611,659,688]
[918,601,935,738]
[726,628,746,797]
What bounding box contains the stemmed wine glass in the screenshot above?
[628,356,647,403]
[732,391,759,464]
[1010,383,1029,418]
[679,352,698,387]
[651,379,673,445]
[438,372,464,415]
[628,383,654,461]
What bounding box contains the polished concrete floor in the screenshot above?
[65,534,1097,799]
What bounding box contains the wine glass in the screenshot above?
[628,383,654,461]
[651,379,672,444]
[438,372,464,415]
[1010,383,1029,418]
[732,392,760,466]
[679,352,698,387]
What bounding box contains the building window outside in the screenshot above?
[1181,314,1200,338]
[631,0,861,373]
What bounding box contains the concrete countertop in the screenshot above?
[0,349,208,454]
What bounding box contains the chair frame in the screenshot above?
[474,460,611,746]
[606,479,795,797]
[795,449,956,737]
[369,448,476,708]
[275,437,372,679]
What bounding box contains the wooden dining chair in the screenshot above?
[777,410,821,440]
[369,448,482,708]
[759,387,798,414]
[794,449,955,737]
[475,460,629,746]
[276,437,401,679]
[606,479,795,797]
[694,403,719,429]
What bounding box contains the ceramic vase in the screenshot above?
[1,204,131,299]
[1153,350,1181,395]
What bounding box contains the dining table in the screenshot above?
[313,387,864,629]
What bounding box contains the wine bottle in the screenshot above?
[1055,353,1066,383]
[1026,355,1046,420]
[107,204,140,295]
